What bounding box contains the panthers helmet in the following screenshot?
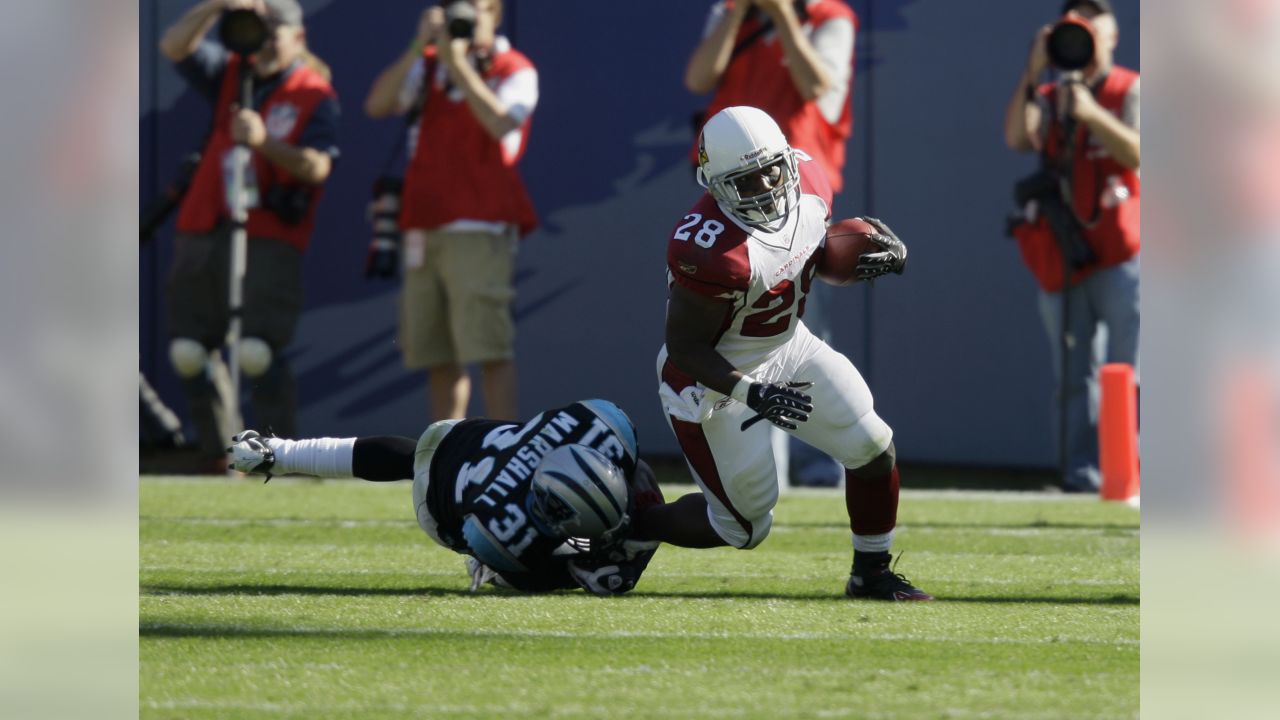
[529,445,630,545]
[696,106,799,229]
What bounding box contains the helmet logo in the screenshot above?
[539,491,577,526]
[697,134,709,170]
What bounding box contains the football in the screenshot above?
[816,217,880,286]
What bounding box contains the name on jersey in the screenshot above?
[473,411,628,509]
[772,241,820,281]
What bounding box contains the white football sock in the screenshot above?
[852,531,894,554]
[265,437,356,477]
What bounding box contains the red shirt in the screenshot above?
[176,55,335,252]
[400,46,539,236]
[694,0,856,192]
[1015,66,1141,291]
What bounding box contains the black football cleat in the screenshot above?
[846,553,934,601]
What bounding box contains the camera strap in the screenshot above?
[1050,78,1106,231]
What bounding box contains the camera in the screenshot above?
[263,185,313,226]
[365,176,403,279]
[1046,16,1095,71]
[1011,169,1096,269]
[219,9,271,55]
[443,0,478,40]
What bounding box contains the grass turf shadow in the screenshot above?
[141,583,1138,606]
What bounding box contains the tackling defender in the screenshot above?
[637,106,931,600]
[228,399,661,596]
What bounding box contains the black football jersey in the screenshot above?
[424,399,639,588]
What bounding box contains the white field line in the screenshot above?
[139,621,1138,647]
[141,698,776,718]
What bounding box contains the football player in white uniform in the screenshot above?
[635,106,931,600]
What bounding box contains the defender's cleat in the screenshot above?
[846,554,934,601]
[227,430,276,480]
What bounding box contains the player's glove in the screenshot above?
[741,381,815,431]
[854,216,907,280]
[227,430,276,481]
[569,540,659,596]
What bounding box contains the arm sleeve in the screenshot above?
[295,94,342,159]
[496,67,539,162]
[702,2,728,39]
[667,246,751,300]
[173,39,230,103]
[1122,76,1140,132]
[811,17,855,124]
[396,57,428,115]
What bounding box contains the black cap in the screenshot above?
[1061,0,1113,15]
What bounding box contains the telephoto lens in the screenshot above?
[444,0,477,39]
[366,177,404,279]
[219,9,270,55]
[1046,17,1095,71]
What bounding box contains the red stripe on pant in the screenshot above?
[670,417,754,547]
[845,463,900,536]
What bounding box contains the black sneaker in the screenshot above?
[846,553,934,601]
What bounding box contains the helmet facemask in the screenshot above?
[700,147,799,230]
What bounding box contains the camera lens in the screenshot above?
[444,1,478,39]
[219,9,270,55]
[1047,20,1095,71]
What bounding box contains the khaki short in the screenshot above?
[399,228,517,368]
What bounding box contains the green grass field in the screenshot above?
[140,476,1139,719]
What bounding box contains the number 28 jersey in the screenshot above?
[664,151,834,373]
[422,400,639,584]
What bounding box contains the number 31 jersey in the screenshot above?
[421,399,639,581]
[664,152,834,374]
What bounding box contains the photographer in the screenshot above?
[159,0,340,471]
[1003,0,1139,493]
[364,0,537,424]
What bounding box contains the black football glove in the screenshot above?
[740,381,815,431]
[854,216,907,280]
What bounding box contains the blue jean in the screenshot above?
[1037,256,1140,490]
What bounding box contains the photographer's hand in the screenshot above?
[159,0,264,62]
[1065,81,1103,124]
[230,107,267,148]
[1026,24,1052,79]
[236,108,332,185]
[424,6,449,50]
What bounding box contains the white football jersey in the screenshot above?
[665,152,834,373]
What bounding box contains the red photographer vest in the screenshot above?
[694,0,856,192]
[1015,66,1141,292]
[399,47,539,236]
[176,56,334,252]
